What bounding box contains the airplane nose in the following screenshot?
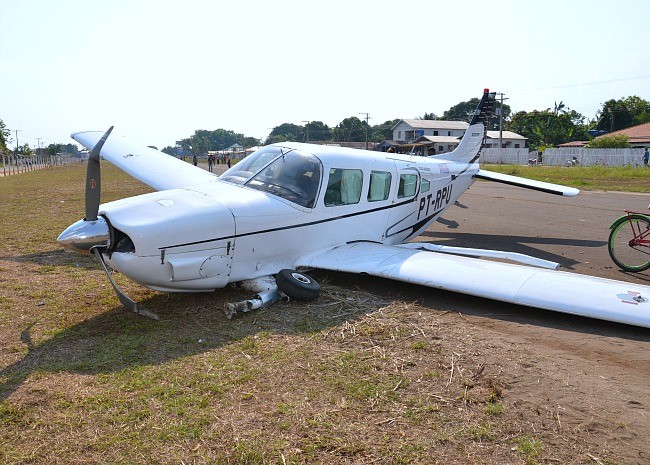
[57,217,110,254]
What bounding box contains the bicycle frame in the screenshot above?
[615,210,650,247]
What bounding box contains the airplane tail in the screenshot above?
[429,88,496,163]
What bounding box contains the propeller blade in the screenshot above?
[85,126,114,221]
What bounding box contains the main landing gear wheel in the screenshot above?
[276,269,321,301]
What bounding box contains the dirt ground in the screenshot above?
[319,182,650,463]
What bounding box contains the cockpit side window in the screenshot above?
[220,146,283,185]
[245,151,322,208]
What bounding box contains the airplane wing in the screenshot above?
[72,130,218,191]
[295,242,650,328]
[476,169,580,197]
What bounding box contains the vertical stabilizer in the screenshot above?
[430,88,496,163]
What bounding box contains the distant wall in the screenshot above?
[481,147,646,166]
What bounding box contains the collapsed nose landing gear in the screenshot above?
[92,247,160,320]
[224,269,320,319]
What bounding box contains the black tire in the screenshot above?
[607,214,650,272]
[276,269,320,301]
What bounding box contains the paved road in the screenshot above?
[424,182,650,285]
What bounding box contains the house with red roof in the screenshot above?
[559,121,650,147]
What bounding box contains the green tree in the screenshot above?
[585,134,631,148]
[371,119,400,142]
[266,123,302,144]
[594,96,650,132]
[332,116,366,142]
[506,107,588,150]
[304,121,330,141]
[0,118,10,155]
[241,136,261,148]
[45,143,76,156]
[420,112,438,120]
[183,129,243,154]
[18,144,32,157]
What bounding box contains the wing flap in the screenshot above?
[296,242,650,328]
[72,130,218,191]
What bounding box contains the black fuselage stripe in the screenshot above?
[161,197,417,250]
[389,209,443,239]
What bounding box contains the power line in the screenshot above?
[510,74,650,93]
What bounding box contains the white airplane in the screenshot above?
[57,89,650,328]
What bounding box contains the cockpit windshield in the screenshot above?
[221,146,322,208]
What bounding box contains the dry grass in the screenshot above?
[0,164,640,464]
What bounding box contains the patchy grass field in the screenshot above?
[0,164,646,464]
[483,164,650,192]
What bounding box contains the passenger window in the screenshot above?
[398,174,418,198]
[421,178,430,193]
[368,171,392,202]
[324,168,363,206]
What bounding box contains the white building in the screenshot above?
[392,119,526,154]
[392,119,467,144]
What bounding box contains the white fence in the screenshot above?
[481,147,646,167]
[480,148,531,165]
[1,154,84,176]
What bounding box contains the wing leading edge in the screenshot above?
[296,242,650,328]
[72,130,218,191]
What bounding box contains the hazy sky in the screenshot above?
[1,0,649,150]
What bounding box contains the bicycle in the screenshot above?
[607,209,650,272]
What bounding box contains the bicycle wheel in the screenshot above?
[608,215,650,272]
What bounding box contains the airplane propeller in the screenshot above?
[85,126,112,221]
[57,126,158,319]
[57,126,114,254]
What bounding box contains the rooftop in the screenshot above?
[393,119,469,130]
[600,121,650,145]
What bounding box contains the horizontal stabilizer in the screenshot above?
[476,169,580,196]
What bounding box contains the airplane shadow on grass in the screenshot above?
[0,249,99,270]
[0,286,368,401]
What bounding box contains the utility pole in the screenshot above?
[494,93,508,155]
[301,121,311,142]
[15,129,21,152]
[359,112,370,150]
